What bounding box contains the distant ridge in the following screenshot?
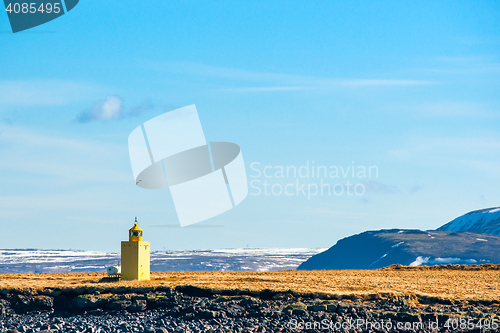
[298,229,500,270]
[438,207,500,235]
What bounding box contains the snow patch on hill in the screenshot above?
[438,207,500,235]
[410,256,483,266]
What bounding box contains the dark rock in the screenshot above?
[421,312,438,322]
[307,304,326,312]
[73,295,104,309]
[381,311,398,320]
[107,299,132,310]
[396,311,421,322]
[156,328,169,333]
[197,310,215,319]
[9,295,53,312]
[128,299,147,312]
[437,313,450,322]
[0,299,10,317]
[335,302,351,314]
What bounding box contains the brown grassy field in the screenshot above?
[1,265,499,303]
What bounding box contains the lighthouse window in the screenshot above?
[130,231,142,237]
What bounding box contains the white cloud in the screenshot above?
[77,95,124,123]
[76,97,166,122]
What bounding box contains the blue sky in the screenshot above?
[1,1,499,252]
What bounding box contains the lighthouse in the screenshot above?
[121,217,150,281]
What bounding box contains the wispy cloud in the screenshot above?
[362,181,401,195]
[302,205,400,219]
[0,79,104,106]
[129,100,155,116]
[150,224,224,228]
[391,136,500,157]
[147,62,435,92]
[303,206,367,219]
[412,101,499,118]
[0,117,13,125]
[221,86,311,92]
[422,56,500,75]
[0,125,103,151]
[390,136,500,177]
[0,124,129,184]
[148,62,294,82]
[330,79,433,87]
[458,37,500,46]
[409,185,423,194]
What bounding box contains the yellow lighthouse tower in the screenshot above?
[121,217,150,281]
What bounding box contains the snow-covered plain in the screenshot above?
[0,248,326,274]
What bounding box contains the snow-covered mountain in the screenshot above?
[438,207,500,235]
[298,229,500,270]
[0,248,325,274]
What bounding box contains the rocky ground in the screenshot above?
[1,266,500,332]
[1,287,500,332]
